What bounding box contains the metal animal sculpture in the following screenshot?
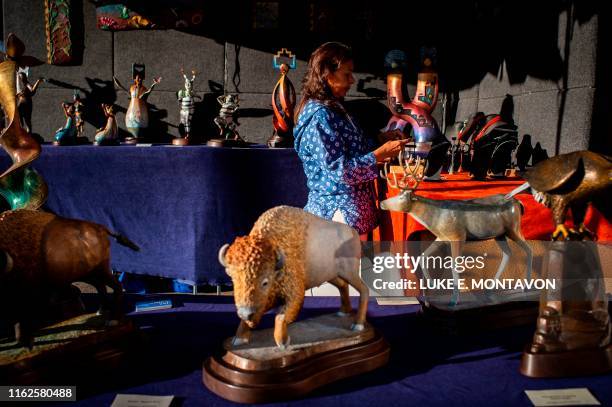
[380,155,532,305]
[94,103,119,145]
[382,48,449,178]
[0,209,139,347]
[506,150,612,240]
[218,206,368,349]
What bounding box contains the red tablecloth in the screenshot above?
[372,173,612,242]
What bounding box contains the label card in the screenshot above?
[111,394,174,407]
[525,388,600,406]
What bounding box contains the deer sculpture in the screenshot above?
[380,153,532,306]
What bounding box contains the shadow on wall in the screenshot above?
[116,0,592,91]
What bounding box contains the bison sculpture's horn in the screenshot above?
[218,243,230,268]
[0,251,13,273]
[275,249,285,271]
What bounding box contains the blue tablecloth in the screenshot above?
[0,144,308,285]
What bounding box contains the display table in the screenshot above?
[68,296,612,406]
[373,172,612,242]
[0,145,308,285]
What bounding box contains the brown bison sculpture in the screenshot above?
[0,209,139,347]
[218,206,369,349]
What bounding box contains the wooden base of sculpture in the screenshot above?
[0,313,140,385]
[203,313,389,403]
[521,343,612,378]
[172,137,190,146]
[420,301,539,335]
[206,138,247,148]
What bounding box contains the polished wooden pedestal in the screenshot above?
[0,313,140,385]
[203,313,390,403]
[521,343,612,378]
[420,301,539,335]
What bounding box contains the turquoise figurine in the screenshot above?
[53,102,77,145]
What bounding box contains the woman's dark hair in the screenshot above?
[295,42,353,119]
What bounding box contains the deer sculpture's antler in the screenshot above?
[380,149,428,192]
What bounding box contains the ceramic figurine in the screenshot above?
[53,102,78,145]
[174,68,200,146]
[94,103,119,145]
[0,209,139,347]
[267,48,296,148]
[380,155,532,306]
[382,48,449,178]
[218,206,369,348]
[113,63,161,143]
[207,94,245,147]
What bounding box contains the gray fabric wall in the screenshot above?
[2,0,607,156]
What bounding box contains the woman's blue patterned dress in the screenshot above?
[294,99,378,234]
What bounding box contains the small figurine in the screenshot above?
[113,63,161,143]
[94,103,119,146]
[382,48,449,178]
[268,49,296,148]
[380,155,532,306]
[0,209,139,347]
[207,94,245,147]
[53,101,78,145]
[174,68,200,146]
[506,150,612,240]
[1,33,45,137]
[450,112,518,180]
[72,91,85,137]
[218,206,369,348]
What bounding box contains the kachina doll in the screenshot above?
[72,91,85,137]
[54,102,77,145]
[113,63,161,143]
[174,68,201,146]
[94,104,119,146]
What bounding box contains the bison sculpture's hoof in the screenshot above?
[336,311,350,317]
[276,336,291,349]
[232,336,249,346]
[351,323,364,332]
[106,319,120,327]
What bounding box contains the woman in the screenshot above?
[294,42,406,236]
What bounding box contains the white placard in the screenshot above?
[111,394,174,407]
[525,388,600,406]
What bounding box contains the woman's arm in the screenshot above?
[304,109,379,186]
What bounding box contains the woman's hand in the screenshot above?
[373,139,409,163]
[377,129,404,144]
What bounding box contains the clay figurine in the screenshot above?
[94,103,119,146]
[207,94,245,147]
[113,63,161,143]
[268,48,296,148]
[54,102,78,145]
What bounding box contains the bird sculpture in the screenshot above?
[507,150,612,240]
